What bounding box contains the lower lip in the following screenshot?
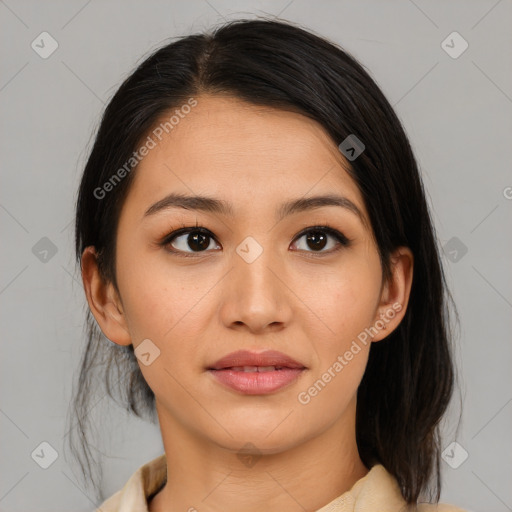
[208,368,305,395]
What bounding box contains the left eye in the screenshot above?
[291,226,350,254]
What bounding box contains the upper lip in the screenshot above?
[208,350,306,370]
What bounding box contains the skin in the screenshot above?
[81,94,413,512]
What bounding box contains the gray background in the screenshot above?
[1,1,511,511]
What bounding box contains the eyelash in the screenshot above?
[159,222,352,258]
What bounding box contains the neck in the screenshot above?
[149,397,368,512]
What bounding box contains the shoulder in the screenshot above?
[416,504,469,512]
[354,464,468,512]
[95,489,122,511]
[94,453,167,512]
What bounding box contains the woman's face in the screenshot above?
[86,94,412,455]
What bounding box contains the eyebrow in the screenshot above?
[143,192,367,228]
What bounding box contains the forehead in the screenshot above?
[124,94,369,226]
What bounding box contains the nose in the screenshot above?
[218,239,292,334]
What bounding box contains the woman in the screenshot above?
[69,17,465,512]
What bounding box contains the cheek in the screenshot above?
[298,261,380,340]
[295,339,370,423]
[116,249,217,349]
[116,258,208,391]
[295,255,381,397]
[296,281,373,415]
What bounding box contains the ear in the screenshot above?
[371,246,414,342]
[80,246,132,346]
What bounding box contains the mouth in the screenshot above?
[214,365,296,372]
[207,349,306,371]
[207,350,307,395]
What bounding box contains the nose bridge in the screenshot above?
[234,233,280,296]
[223,233,289,331]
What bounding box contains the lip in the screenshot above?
[207,350,307,395]
[208,349,306,370]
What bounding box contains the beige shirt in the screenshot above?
[95,453,467,512]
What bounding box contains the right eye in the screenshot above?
[161,226,221,257]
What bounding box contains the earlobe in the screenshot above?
[372,246,414,342]
[80,246,132,346]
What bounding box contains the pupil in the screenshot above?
[189,232,209,251]
[307,231,327,251]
